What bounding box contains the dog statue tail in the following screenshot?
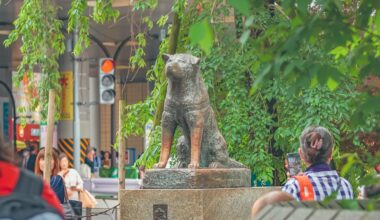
[226,158,247,168]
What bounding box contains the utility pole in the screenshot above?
[73,25,81,170]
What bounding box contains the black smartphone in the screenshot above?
[286,153,302,177]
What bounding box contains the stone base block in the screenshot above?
[119,187,280,220]
[142,168,251,189]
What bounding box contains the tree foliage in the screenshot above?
[6,0,379,186]
[4,0,64,121]
[227,0,380,124]
[129,0,380,186]
[184,0,380,184]
[4,0,119,122]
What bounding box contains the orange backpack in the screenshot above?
[294,175,315,201]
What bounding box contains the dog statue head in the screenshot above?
[162,54,200,79]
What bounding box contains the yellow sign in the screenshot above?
[60,71,73,120]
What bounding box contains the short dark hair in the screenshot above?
[300,126,334,164]
[0,135,14,163]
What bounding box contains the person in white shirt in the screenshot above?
[58,153,84,201]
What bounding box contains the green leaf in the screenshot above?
[310,75,318,88]
[327,77,339,91]
[189,19,214,55]
[321,191,338,206]
[245,16,254,28]
[157,15,169,27]
[339,200,360,210]
[329,46,348,59]
[227,0,251,16]
[239,30,251,45]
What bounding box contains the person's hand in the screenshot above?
[70,186,80,191]
[285,159,291,180]
[285,159,303,180]
[87,152,94,161]
[287,171,305,180]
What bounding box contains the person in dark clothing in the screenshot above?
[22,146,37,172]
[85,147,95,177]
[0,136,63,219]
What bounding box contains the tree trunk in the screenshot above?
[43,89,56,183]
[153,12,181,126]
[118,100,126,191]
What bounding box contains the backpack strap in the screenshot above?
[294,175,315,201]
[63,170,70,178]
[14,169,43,196]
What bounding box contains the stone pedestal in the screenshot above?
[119,187,280,220]
[142,168,251,189]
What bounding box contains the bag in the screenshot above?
[61,185,78,220]
[61,200,76,220]
[0,169,62,220]
[80,189,97,208]
[294,175,315,201]
[69,199,83,216]
[80,163,92,179]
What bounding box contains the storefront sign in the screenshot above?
[60,71,74,120]
[40,123,58,149]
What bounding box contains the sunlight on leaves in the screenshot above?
[227,0,251,16]
[327,77,339,91]
[189,19,214,55]
[239,30,251,45]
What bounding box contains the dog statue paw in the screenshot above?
[153,162,166,168]
[188,162,200,169]
[209,162,224,168]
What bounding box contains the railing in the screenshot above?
[79,206,119,220]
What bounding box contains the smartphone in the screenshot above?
[286,153,302,177]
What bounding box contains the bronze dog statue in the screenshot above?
[154,54,245,169]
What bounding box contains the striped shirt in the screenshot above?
[282,163,354,201]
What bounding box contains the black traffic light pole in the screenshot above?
[95,34,145,168]
[0,80,17,153]
[99,60,118,168]
[88,34,119,167]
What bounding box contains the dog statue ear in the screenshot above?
[191,56,200,65]
[162,53,171,62]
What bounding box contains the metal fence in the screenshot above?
[77,206,119,220]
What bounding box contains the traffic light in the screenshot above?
[99,58,115,104]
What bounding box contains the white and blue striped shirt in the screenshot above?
[282,163,354,201]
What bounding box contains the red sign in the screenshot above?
[16,124,40,142]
